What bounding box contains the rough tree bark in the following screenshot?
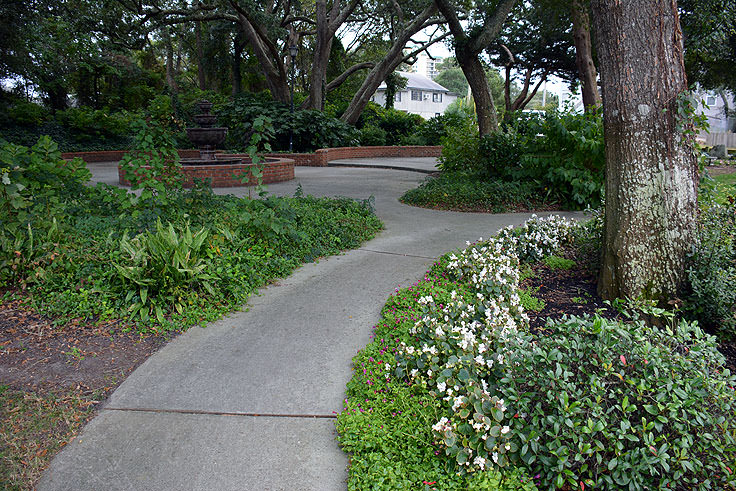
[591,0,699,302]
[571,0,600,111]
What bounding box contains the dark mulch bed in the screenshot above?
[0,294,171,397]
[521,245,736,373]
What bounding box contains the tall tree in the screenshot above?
[493,0,577,119]
[570,0,600,111]
[434,0,518,135]
[339,1,447,124]
[591,0,699,302]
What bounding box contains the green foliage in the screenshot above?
[114,220,216,323]
[359,125,387,146]
[54,106,134,142]
[6,101,50,126]
[218,93,358,152]
[505,315,736,490]
[542,255,576,270]
[518,287,545,312]
[437,118,482,174]
[416,112,474,147]
[358,103,424,146]
[684,201,736,336]
[119,116,182,205]
[0,136,90,284]
[434,110,604,210]
[400,172,540,213]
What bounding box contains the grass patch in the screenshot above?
[0,386,98,490]
[541,254,576,270]
[399,172,552,213]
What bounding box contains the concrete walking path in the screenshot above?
[40,158,582,490]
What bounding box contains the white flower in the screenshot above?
[410,369,418,378]
[437,381,446,393]
[492,452,499,464]
[501,425,510,434]
[473,456,487,470]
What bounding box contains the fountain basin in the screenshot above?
[118,155,295,188]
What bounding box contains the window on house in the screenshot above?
[411,90,422,101]
[396,91,401,102]
[432,92,442,103]
[706,95,717,106]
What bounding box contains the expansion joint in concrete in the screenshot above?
[357,248,437,260]
[103,407,337,419]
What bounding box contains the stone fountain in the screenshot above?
[182,100,240,165]
[120,99,295,188]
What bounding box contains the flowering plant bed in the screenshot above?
[338,215,736,490]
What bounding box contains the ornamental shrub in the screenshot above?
[684,202,736,336]
[359,125,387,146]
[218,92,358,152]
[358,103,424,146]
[504,315,736,490]
[386,214,735,490]
[0,136,90,284]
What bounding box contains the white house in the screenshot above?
[371,71,459,120]
[695,89,735,133]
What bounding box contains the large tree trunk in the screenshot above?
[592,0,699,302]
[457,49,498,135]
[434,0,518,136]
[308,1,333,111]
[571,0,600,112]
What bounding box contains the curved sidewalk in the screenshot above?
[41,159,583,490]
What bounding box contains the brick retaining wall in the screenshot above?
[64,145,441,167]
[118,156,294,188]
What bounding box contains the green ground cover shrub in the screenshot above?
[684,201,736,337]
[400,172,542,213]
[0,136,382,332]
[339,215,736,490]
[426,110,604,211]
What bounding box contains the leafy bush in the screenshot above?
[434,110,604,210]
[54,107,134,142]
[503,315,736,490]
[684,202,736,336]
[0,136,90,284]
[359,125,387,146]
[119,117,182,205]
[400,172,541,213]
[417,112,473,146]
[115,220,216,323]
[516,110,605,208]
[6,101,50,126]
[218,92,358,152]
[358,102,424,146]
[478,130,524,179]
[437,118,481,174]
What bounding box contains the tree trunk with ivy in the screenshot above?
[591,0,699,302]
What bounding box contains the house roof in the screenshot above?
[377,71,450,93]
